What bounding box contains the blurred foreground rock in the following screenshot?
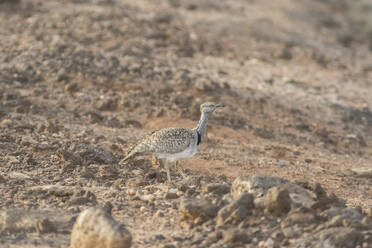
[71,207,132,248]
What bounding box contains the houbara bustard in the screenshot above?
[120,102,224,182]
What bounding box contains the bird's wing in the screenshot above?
[140,127,196,154]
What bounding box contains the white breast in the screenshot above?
[157,142,198,162]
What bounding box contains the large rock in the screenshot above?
[0,208,73,233]
[293,227,363,248]
[70,207,132,248]
[179,198,218,224]
[264,186,291,216]
[217,193,254,226]
[231,175,316,209]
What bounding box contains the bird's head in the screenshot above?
[200,102,225,114]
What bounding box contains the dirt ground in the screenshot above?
[0,0,371,247]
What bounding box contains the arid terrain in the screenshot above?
[0,0,372,247]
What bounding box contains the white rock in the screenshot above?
[231,175,289,199]
[231,175,316,208]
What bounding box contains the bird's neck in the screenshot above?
[195,111,209,144]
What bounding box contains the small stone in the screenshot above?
[57,68,68,81]
[0,119,13,128]
[97,98,118,111]
[87,111,104,123]
[202,183,230,195]
[0,175,6,184]
[70,207,132,248]
[35,218,56,233]
[155,234,165,240]
[125,188,137,196]
[254,127,275,140]
[98,165,119,180]
[351,167,372,178]
[8,172,31,180]
[282,225,303,238]
[162,244,175,248]
[264,187,291,216]
[126,177,146,187]
[179,198,218,224]
[278,47,292,60]
[68,190,97,206]
[139,194,154,202]
[124,120,142,129]
[223,228,250,244]
[64,83,79,95]
[68,197,93,206]
[271,230,284,241]
[217,193,254,226]
[164,192,179,200]
[155,210,164,218]
[29,184,73,197]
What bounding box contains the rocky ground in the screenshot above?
[0,0,372,247]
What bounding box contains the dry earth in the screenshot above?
[0,0,372,247]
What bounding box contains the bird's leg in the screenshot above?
[157,157,164,169]
[165,161,172,183]
[175,161,187,179]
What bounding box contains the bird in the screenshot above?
[120,102,225,182]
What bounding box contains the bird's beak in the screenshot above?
[216,103,225,108]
